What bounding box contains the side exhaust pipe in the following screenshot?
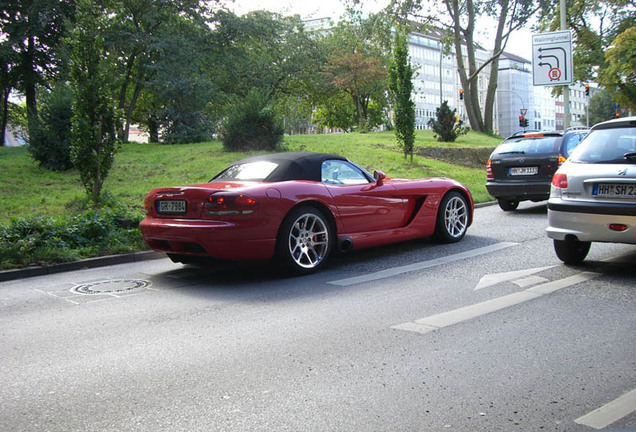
[338,237,354,253]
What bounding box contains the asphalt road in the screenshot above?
[1,202,635,432]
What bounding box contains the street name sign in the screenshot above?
[532,30,573,86]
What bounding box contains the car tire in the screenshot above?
[497,198,519,211]
[276,206,334,275]
[553,238,591,264]
[433,191,469,243]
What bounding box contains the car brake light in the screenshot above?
[552,173,568,188]
[609,223,628,232]
[205,192,258,215]
[558,155,567,166]
[486,159,493,179]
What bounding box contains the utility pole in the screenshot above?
[560,0,570,129]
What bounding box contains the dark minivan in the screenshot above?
[486,128,588,211]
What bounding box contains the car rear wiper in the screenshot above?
[624,152,636,160]
[497,150,526,155]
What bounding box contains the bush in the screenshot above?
[27,83,73,170]
[220,89,284,151]
[428,100,468,143]
[0,204,146,270]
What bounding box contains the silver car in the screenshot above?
[546,116,636,263]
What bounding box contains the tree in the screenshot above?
[207,11,324,114]
[326,51,388,131]
[598,26,636,112]
[389,0,538,134]
[538,0,634,87]
[388,28,416,161]
[313,93,358,132]
[428,100,467,142]
[0,0,74,143]
[146,16,215,143]
[69,0,120,204]
[0,43,18,146]
[583,89,620,125]
[103,0,212,142]
[28,82,73,170]
[319,10,392,131]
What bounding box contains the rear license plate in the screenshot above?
[157,200,187,214]
[509,166,538,176]
[593,183,636,198]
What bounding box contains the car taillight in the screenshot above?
[204,192,258,215]
[552,173,568,188]
[486,159,493,179]
[609,224,629,232]
[558,154,567,166]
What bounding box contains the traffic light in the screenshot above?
[519,116,529,127]
[615,112,620,118]
[459,89,464,100]
[585,84,590,96]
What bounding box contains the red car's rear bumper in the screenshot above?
[139,217,277,260]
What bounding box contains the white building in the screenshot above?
[407,28,491,130]
[497,53,534,137]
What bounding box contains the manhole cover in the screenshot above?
[71,279,151,295]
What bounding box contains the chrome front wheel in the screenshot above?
[434,191,469,243]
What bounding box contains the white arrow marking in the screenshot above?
[474,266,555,291]
[393,271,599,335]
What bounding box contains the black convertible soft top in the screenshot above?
[216,152,349,182]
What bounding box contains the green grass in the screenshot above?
[0,129,498,224]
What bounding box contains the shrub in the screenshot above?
[428,100,468,142]
[0,204,145,270]
[220,89,284,152]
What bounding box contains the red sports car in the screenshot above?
[140,152,474,274]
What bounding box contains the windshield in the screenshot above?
[568,127,636,164]
[494,136,560,155]
[212,161,278,181]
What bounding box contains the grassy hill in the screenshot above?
[0,130,497,224]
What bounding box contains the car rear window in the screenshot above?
[212,161,279,181]
[569,127,636,164]
[493,136,560,156]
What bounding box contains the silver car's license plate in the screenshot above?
[593,183,636,199]
[157,200,187,214]
[509,166,538,176]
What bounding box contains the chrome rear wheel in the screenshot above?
[277,207,333,274]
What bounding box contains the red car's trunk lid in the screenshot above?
[147,181,256,218]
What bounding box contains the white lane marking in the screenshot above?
[328,242,518,287]
[575,388,636,429]
[512,275,549,288]
[392,271,599,334]
[474,266,555,291]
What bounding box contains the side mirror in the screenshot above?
[373,170,386,186]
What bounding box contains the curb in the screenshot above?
[0,251,166,283]
[1,202,497,283]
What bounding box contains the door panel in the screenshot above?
[326,183,405,233]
